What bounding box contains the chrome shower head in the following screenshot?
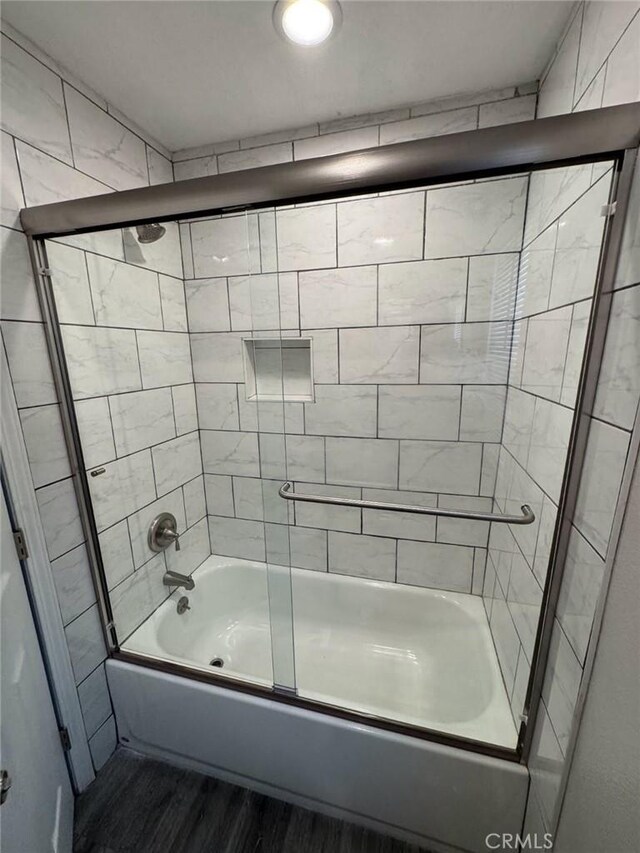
[135,223,166,244]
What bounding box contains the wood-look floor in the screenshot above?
[74,749,430,853]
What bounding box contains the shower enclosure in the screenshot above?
[22,106,639,771]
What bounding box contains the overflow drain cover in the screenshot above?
[210,657,224,668]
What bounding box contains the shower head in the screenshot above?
[135,223,166,244]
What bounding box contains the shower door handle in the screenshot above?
[278,482,535,525]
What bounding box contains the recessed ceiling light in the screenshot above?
[274,0,342,47]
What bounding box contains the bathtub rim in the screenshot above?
[113,647,522,764]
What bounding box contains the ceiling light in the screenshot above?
[274,0,341,47]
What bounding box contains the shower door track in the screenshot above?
[22,103,640,766]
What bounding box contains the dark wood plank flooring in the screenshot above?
[74,749,430,853]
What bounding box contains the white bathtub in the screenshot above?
[123,555,517,747]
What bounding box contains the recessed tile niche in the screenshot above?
[242,338,314,402]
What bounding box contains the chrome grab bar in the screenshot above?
[278,482,535,525]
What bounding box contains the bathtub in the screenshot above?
[123,555,517,747]
[108,555,528,851]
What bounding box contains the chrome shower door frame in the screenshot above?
[22,103,640,764]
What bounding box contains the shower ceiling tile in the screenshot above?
[425,177,527,258]
[378,258,467,326]
[337,193,424,267]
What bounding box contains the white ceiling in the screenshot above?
[1,1,573,151]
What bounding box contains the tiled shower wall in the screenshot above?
[520,0,640,840]
[483,162,614,728]
[0,21,177,773]
[183,175,527,593]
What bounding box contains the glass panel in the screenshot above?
[41,156,616,751]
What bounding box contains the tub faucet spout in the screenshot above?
[163,570,195,591]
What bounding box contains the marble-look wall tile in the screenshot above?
[602,10,640,107]
[98,520,134,589]
[399,440,482,494]
[436,494,491,548]
[294,126,378,160]
[232,477,289,525]
[2,321,57,407]
[460,385,506,442]
[62,325,141,399]
[15,140,109,208]
[340,326,420,384]
[0,227,41,322]
[467,253,519,323]
[528,703,564,826]
[36,477,84,560]
[183,476,207,526]
[173,155,218,181]
[288,526,327,571]
[478,94,537,127]
[293,482,361,533]
[50,543,95,626]
[515,224,557,320]
[305,384,377,437]
[378,258,467,325]
[46,241,95,325]
[229,272,299,331]
[326,437,398,489]
[65,85,147,190]
[201,429,260,477]
[328,531,396,582]
[614,159,640,292]
[593,285,640,430]
[137,330,192,388]
[425,177,527,258]
[280,434,325,483]
[319,107,408,134]
[548,174,609,310]
[64,605,106,685]
[561,299,591,407]
[0,34,72,164]
[524,163,592,247]
[276,205,336,271]
[480,443,500,497]
[241,124,317,149]
[1,132,25,229]
[109,388,175,456]
[77,665,112,739]
[87,253,162,330]
[503,387,535,468]
[89,717,117,772]
[362,488,436,542]
[537,9,582,119]
[191,332,245,382]
[196,383,239,430]
[204,474,235,518]
[378,385,461,440]
[146,147,173,185]
[185,278,231,333]
[218,142,292,173]
[88,449,156,531]
[574,418,630,556]
[397,540,474,592]
[75,397,116,469]
[299,266,376,329]
[20,404,71,488]
[542,620,583,753]
[489,580,521,696]
[151,432,202,496]
[172,384,198,435]
[420,322,511,384]
[338,193,424,266]
[521,306,572,402]
[208,515,265,561]
[191,214,260,278]
[575,2,639,104]
[110,552,166,640]
[379,106,478,145]
[506,552,544,662]
[123,222,183,279]
[158,275,188,332]
[238,396,303,434]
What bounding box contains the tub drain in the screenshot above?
[210,657,224,668]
